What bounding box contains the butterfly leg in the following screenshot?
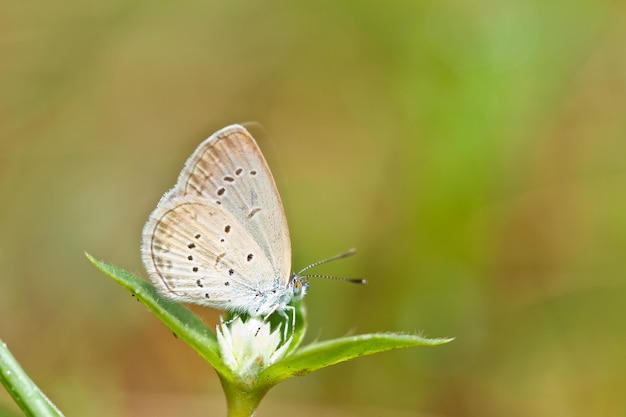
[221,314,241,327]
[283,305,296,342]
[256,307,278,337]
[255,307,294,342]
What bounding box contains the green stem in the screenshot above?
[0,339,64,417]
[219,375,269,417]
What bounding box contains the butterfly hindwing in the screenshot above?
[142,196,280,312]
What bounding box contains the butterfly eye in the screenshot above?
[293,279,303,296]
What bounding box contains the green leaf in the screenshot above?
[259,333,454,388]
[0,339,64,417]
[85,253,232,379]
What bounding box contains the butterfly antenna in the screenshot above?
[296,248,356,274]
[299,273,366,285]
[296,248,366,284]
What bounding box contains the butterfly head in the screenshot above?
[290,273,309,301]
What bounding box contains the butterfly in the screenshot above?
[141,124,361,325]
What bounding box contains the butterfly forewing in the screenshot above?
[173,125,291,284]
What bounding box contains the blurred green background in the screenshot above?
[2,1,625,416]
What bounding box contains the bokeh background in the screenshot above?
[2,1,625,416]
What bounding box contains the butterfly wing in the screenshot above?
[142,196,287,314]
[141,125,292,315]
